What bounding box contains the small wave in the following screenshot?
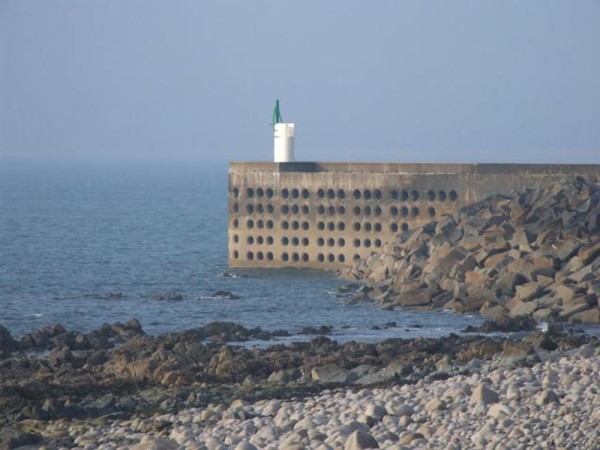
[25,313,44,318]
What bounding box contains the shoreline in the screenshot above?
[1,319,598,449]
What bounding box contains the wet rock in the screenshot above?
[150,291,183,301]
[0,426,41,449]
[20,323,67,349]
[300,325,332,335]
[211,290,241,300]
[0,325,18,359]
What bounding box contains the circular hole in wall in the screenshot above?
[302,221,309,230]
[266,236,274,245]
[292,253,300,262]
[401,223,409,232]
[233,234,239,243]
[292,221,300,230]
[281,237,289,245]
[266,220,274,229]
[246,204,254,214]
[317,188,325,198]
[390,190,398,200]
[247,188,254,198]
[281,188,289,198]
[374,206,382,216]
[302,188,310,199]
[233,203,239,213]
[266,188,274,198]
[281,205,289,214]
[401,190,409,201]
[438,190,447,201]
[267,252,274,261]
[318,205,326,215]
[292,237,299,246]
[257,236,264,244]
[374,189,382,199]
[364,189,372,199]
[233,187,239,198]
[282,253,289,261]
[449,190,458,201]
[411,207,420,217]
[427,190,436,201]
[364,239,372,248]
[328,222,335,231]
[318,253,325,262]
[302,237,309,246]
[338,189,345,199]
[247,251,254,260]
[291,205,299,214]
[374,223,382,232]
[233,250,239,259]
[374,239,382,247]
[302,205,309,214]
[257,251,264,261]
[353,238,361,247]
[364,206,372,216]
[353,206,361,215]
[327,206,335,215]
[317,221,325,230]
[317,237,325,246]
[337,221,345,231]
[257,204,264,213]
[400,207,409,218]
[302,253,309,262]
[257,187,264,198]
[338,254,346,263]
[328,254,335,262]
[338,238,346,247]
[257,220,264,229]
[267,204,274,213]
[411,190,419,201]
[390,223,398,232]
[354,222,361,231]
[291,188,299,198]
[246,219,254,228]
[364,222,372,232]
[327,238,335,247]
[247,236,254,245]
[281,221,289,230]
[327,189,335,199]
[390,206,398,216]
[428,207,436,217]
[337,206,346,215]
[353,189,361,199]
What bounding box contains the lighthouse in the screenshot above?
[272,99,295,162]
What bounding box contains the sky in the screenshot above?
[1,0,599,164]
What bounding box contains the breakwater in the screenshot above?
[228,162,600,269]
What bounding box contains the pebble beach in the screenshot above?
[19,343,598,450]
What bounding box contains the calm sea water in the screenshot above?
[0,159,482,341]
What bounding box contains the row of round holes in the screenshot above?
[238,203,435,218]
[232,250,363,264]
[234,187,458,201]
[233,219,412,232]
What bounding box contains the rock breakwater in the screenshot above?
[344,178,600,324]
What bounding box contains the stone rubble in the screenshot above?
[15,345,598,449]
[343,178,600,324]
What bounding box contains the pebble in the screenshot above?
[29,347,599,450]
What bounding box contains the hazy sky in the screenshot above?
[1,1,599,163]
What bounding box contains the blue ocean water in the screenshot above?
[0,159,482,341]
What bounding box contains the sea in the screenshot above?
[0,158,484,343]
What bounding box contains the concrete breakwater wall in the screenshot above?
[228,162,600,269]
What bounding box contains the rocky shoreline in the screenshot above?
[1,320,598,449]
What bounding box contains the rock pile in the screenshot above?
[344,178,600,324]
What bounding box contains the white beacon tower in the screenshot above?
[272,99,295,162]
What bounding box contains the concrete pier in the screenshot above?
[228,162,600,269]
